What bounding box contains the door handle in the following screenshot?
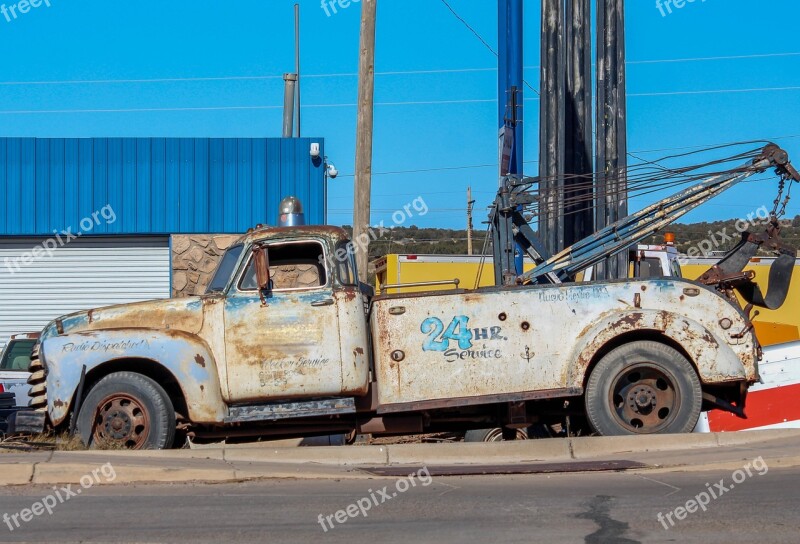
[311,299,335,307]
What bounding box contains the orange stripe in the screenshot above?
[708,383,800,432]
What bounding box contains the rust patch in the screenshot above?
[616,312,645,329]
[200,384,205,392]
[53,399,65,408]
[88,309,95,324]
[194,354,206,368]
[354,347,365,356]
[641,285,647,292]
[343,289,357,302]
[701,331,720,348]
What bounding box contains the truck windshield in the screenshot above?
[206,244,245,294]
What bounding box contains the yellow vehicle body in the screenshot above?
[373,255,536,295]
[374,254,800,346]
[682,258,800,346]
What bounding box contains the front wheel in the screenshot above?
[76,372,176,450]
[585,341,702,436]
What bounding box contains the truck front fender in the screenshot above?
[567,309,750,389]
[41,329,227,426]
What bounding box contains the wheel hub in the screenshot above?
[629,385,657,412]
[105,410,132,438]
[93,394,150,448]
[610,364,678,433]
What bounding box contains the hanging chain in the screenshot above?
[773,176,794,219]
[772,179,786,218]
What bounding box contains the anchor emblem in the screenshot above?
[521,346,535,362]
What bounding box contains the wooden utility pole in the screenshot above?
[467,186,475,255]
[354,0,377,283]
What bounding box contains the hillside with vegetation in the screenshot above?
[341,215,800,262]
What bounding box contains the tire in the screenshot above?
[464,428,529,442]
[585,341,702,436]
[76,372,176,450]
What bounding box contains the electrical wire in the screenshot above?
[4,84,800,114]
[2,52,798,86]
[438,0,540,96]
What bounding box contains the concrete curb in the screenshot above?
[2,429,799,486]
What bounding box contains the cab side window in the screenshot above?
[0,340,35,371]
[240,241,327,292]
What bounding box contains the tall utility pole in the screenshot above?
[294,3,301,137]
[564,0,593,248]
[538,0,627,271]
[539,0,593,255]
[353,0,377,282]
[595,0,628,279]
[498,0,524,280]
[282,73,297,138]
[467,186,475,256]
[539,0,565,256]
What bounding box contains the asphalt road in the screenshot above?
[0,465,797,543]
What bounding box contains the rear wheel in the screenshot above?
[76,372,176,450]
[585,341,702,436]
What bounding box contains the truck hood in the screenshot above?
[41,296,213,342]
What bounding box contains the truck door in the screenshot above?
[223,239,343,403]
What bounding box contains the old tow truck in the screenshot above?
[16,144,800,448]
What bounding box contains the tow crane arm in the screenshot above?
[491,144,799,303]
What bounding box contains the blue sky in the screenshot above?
[1,0,799,229]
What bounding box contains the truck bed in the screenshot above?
[370,279,758,412]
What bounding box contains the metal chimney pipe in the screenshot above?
[282,73,298,138]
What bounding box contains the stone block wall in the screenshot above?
[172,234,241,297]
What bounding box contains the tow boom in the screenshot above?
[491,144,800,289]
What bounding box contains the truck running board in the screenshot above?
[224,397,356,424]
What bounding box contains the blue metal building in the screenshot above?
[0,137,327,347]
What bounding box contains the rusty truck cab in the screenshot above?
[210,226,372,403]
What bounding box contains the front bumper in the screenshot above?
[5,410,47,435]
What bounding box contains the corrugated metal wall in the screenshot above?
[0,137,326,236]
[0,236,171,350]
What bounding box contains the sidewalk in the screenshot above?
[2,429,799,486]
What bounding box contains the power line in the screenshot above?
[2,52,798,87]
[335,135,800,180]
[630,134,800,155]
[626,52,800,65]
[4,84,800,115]
[438,0,540,96]
[438,0,497,57]
[627,86,800,97]
[6,83,800,115]
[0,105,284,115]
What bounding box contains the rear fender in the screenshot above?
[41,329,227,426]
[567,310,750,388]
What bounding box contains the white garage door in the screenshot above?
[0,237,171,350]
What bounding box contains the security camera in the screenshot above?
[327,162,339,179]
[310,143,321,158]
